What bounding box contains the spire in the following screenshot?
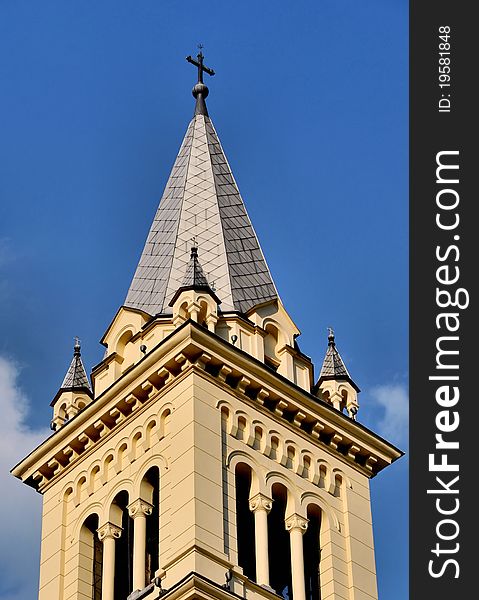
[181,246,211,288]
[125,52,278,316]
[50,338,93,426]
[318,328,360,391]
[58,338,92,395]
[169,246,220,306]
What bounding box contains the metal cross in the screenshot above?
[186,47,215,83]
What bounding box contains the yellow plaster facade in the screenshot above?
[13,312,401,600]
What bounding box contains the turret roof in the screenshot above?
[51,339,92,406]
[169,246,221,306]
[61,339,91,390]
[318,329,360,392]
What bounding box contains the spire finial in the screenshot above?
[327,327,335,345]
[74,336,81,355]
[186,45,215,84]
[186,47,215,116]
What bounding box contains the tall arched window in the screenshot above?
[144,467,160,584]
[304,504,322,600]
[113,491,133,599]
[235,463,256,580]
[268,483,292,598]
[81,514,102,600]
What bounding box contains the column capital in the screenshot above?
[127,498,154,519]
[97,522,122,541]
[285,513,308,533]
[249,493,273,513]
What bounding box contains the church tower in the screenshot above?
[12,52,402,600]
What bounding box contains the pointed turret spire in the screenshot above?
[125,52,278,316]
[316,328,360,419]
[50,338,93,429]
[169,246,220,306]
[318,328,358,389]
[58,338,92,395]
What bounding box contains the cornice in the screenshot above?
[11,321,403,492]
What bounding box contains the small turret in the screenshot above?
[315,328,360,419]
[169,246,221,332]
[50,338,93,431]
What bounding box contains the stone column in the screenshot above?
[205,312,218,333]
[249,493,273,587]
[128,499,154,591]
[188,301,200,322]
[97,522,122,600]
[285,514,308,600]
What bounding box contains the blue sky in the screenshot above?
[0,2,408,599]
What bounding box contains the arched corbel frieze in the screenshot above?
[114,438,129,475]
[331,467,353,490]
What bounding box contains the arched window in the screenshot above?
[81,514,102,600]
[144,467,160,584]
[268,483,291,598]
[304,504,322,600]
[113,491,133,599]
[198,300,209,327]
[235,463,255,580]
[264,324,280,370]
[116,330,133,357]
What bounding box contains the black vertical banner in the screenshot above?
[410,3,475,600]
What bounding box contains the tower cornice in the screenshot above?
[11,321,402,494]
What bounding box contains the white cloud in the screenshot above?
[369,382,409,447]
[0,356,49,600]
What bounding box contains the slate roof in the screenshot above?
[318,330,359,391]
[60,341,91,391]
[124,101,278,315]
[320,343,351,379]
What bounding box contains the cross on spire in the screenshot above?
[186,47,215,116]
[186,47,215,84]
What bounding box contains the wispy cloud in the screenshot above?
[0,356,49,600]
[369,382,409,447]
